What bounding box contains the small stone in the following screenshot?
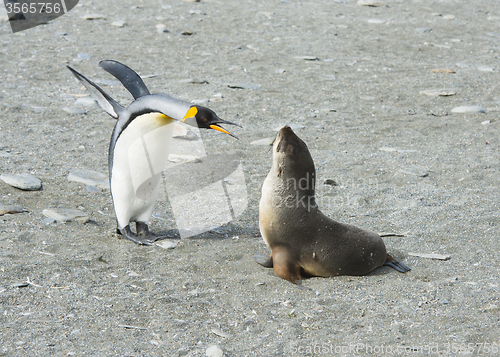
[172,123,199,140]
[0,205,27,216]
[323,179,338,186]
[191,98,210,105]
[226,83,260,90]
[68,170,109,188]
[111,20,126,27]
[63,107,86,115]
[161,5,172,9]
[451,105,485,114]
[432,69,455,73]
[156,241,178,249]
[168,154,201,163]
[42,209,90,223]
[74,97,97,107]
[0,151,12,157]
[189,9,206,15]
[1,174,42,191]
[77,53,91,60]
[443,14,455,20]
[357,0,386,6]
[251,138,275,146]
[156,24,170,33]
[206,346,223,357]
[181,31,194,36]
[477,66,494,72]
[456,62,470,68]
[128,271,140,277]
[179,78,208,84]
[416,27,433,33]
[419,89,456,97]
[211,328,230,338]
[183,0,200,2]
[367,19,386,24]
[275,68,286,74]
[481,120,490,125]
[273,124,305,131]
[82,14,106,20]
[408,252,451,260]
[42,217,55,224]
[295,56,320,61]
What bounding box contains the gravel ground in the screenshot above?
[1,0,499,356]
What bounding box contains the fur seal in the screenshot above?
[255,126,410,284]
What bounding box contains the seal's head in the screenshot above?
[272,126,315,193]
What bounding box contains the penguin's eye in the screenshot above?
[202,117,208,123]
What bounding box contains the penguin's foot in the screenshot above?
[117,224,162,246]
[384,254,411,273]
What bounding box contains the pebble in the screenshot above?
[456,62,470,68]
[168,154,201,163]
[416,27,432,33]
[42,209,90,223]
[0,205,27,216]
[183,0,200,2]
[63,107,86,115]
[275,68,286,74]
[0,151,12,157]
[82,14,106,20]
[357,0,386,6]
[211,328,230,338]
[481,120,490,125]
[323,179,338,186]
[1,174,42,191]
[451,105,485,114]
[111,20,126,27]
[41,217,55,224]
[419,89,456,97]
[172,123,199,140]
[294,56,319,61]
[379,147,417,153]
[74,97,97,107]
[432,69,455,73]
[156,24,170,34]
[408,252,451,261]
[189,9,206,15]
[477,66,494,72]
[226,83,260,90]
[76,52,91,60]
[273,123,305,131]
[156,241,178,249]
[250,138,275,146]
[68,170,109,188]
[367,19,386,24]
[443,14,456,20]
[93,79,120,86]
[191,98,210,105]
[206,345,224,357]
[179,78,208,84]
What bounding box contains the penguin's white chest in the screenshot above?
[111,113,174,228]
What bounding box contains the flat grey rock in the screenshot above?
[82,14,106,20]
[1,174,42,191]
[408,252,451,261]
[74,97,97,107]
[357,0,386,6]
[179,78,208,84]
[156,241,178,249]
[42,209,90,223]
[0,205,27,216]
[63,107,86,115]
[451,105,485,114]
[68,170,109,189]
[251,138,275,146]
[419,89,456,97]
[226,83,260,90]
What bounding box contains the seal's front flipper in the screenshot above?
[384,254,411,273]
[254,254,273,268]
[271,246,302,285]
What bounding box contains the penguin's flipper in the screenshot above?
[384,254,411,273]
[99,60,151,99]
[254,254,274,268]
[67,66,124,119]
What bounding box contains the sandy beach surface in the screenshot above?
[1,0,499,356]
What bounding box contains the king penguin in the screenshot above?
[67,60,241,245]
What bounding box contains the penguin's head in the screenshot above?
[185,105,241,139]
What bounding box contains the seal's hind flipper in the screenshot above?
[254,254,273,268]
[384,254,411,273]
